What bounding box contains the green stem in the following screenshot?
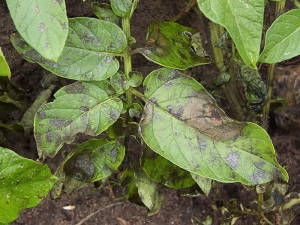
[257,192,264,221]
[122,17,133,150]
[291,0,300,8]
[262,1,285,130]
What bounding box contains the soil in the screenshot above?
[0,0,299,224]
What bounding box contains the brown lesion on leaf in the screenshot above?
[65,82,85,94]
[50,119,67,128]
[37,111,46,119]
[46,131,55,142]
[79,106,89,112]
[225,152,240,169]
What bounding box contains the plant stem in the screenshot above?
[261,1,285,130]
[169,0,197,21]
[257,192,264,221]
[208,22,247,121]
[122,17,133,150]
[291,0,300,8]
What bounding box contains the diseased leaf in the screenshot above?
[259,9,300,63]
[50,139,124,198]
[110,72,127,94]
[108,117,126,139]
[191,173,212,196]
[141,147,196,189]
[110,0,133,17]
[0,121,24,133]
[139,68,288,185]
[198,0,265,68]
[0,147,56,223]
[129,103,142,118]
[0,48,11,77]
[34,81,123,159]
[6,0,68,62]
[11,18,127,81]
[209,70,230,90]
[121,166,164,216]
[91,3,120,24]
[137,21,210,70]
[128,71,143,88]
[238,65,268,111]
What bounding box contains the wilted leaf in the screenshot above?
[0,48,10,77]
[259,9,300,64]
[21,84,56,133]
[191,173,212,196]
[121,166,164,216]
[91,3,120,24]
[140,147,196,189]
[34,81,123,158]
[6,0,68,61]
[11,18,127,81]
[0,121,24,132]
[209,70,230,90]
[139,68,288,185]
[138,21,210,70]
[238,64,268,111]
[108,117,126,139]
[0,147,56,223]
[198,0,265,68]
[214,31,230,53]
[262,182,289,212]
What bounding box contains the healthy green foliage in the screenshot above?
[259,9,300,63]
[138,21,211,69]
[11,18,127,81]
[110,0,133,17]
[0,147,56,223]
[198,0,265,68]
[6,0,68,62]
[0,48,10,77]
[34,81,123,159]
[139,68,288,185]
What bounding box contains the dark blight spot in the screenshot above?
[38,23,46,33]
[65,82,85,93]
[226,152,239,169]
[50,119,66,128]
[79,106,89,112]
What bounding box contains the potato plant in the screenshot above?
[1,0,300,223]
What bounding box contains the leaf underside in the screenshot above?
[198,0,265,68]
[11,18,127,81]
[140,68,288,186]
[34,81,123,158]
[0,147,56,223]
[138,21,211,70]
[6,0,68,61]
[259,9,300,63]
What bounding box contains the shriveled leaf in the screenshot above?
[139,68,288,185]
[198,0,265,68]
[259,9,300,63]
[111,0,133,17]
[11,18,127,81]
[21,85,56,133]
[191,173,212,196]
[262,182,289,212]
[238,65,268,111]
[0,131,5,144]
[0,147,56,223]
[121,169,143,205]
[129,103,142,118]
[141,147,196,189]
[34,81,123,158]
[6,0,68,62]
[214,31,230,52]
[0,48,11,77]
[108,117,126,139]
[209,70,230,90]
[91,3,120,24]
[138,21,210,70]
[0,92,26,112]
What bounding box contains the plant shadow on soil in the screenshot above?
[0,0,299,224]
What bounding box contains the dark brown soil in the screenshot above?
[1,0,299,224]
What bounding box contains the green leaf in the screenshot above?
[0,48,11,77]
[137,21,210,70]
[91,3,120,24]
[139,68,288,185]
[0,147,56,223]
[11,18,127,81]
[0,121,24,133]
[238,64,268,111]
[259,9,300,63]
[108,117,126,138]
[191,173,212,196]
[128,71,143,88]
[121,166,164,216]
[34,81,123,159]
[129,103,142,118]
[198,0,265,68]
[6,0,68,62]
[110,0,133,17]
[141,147,196,189]
[51,139,124,198]
[110,72,127,94]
